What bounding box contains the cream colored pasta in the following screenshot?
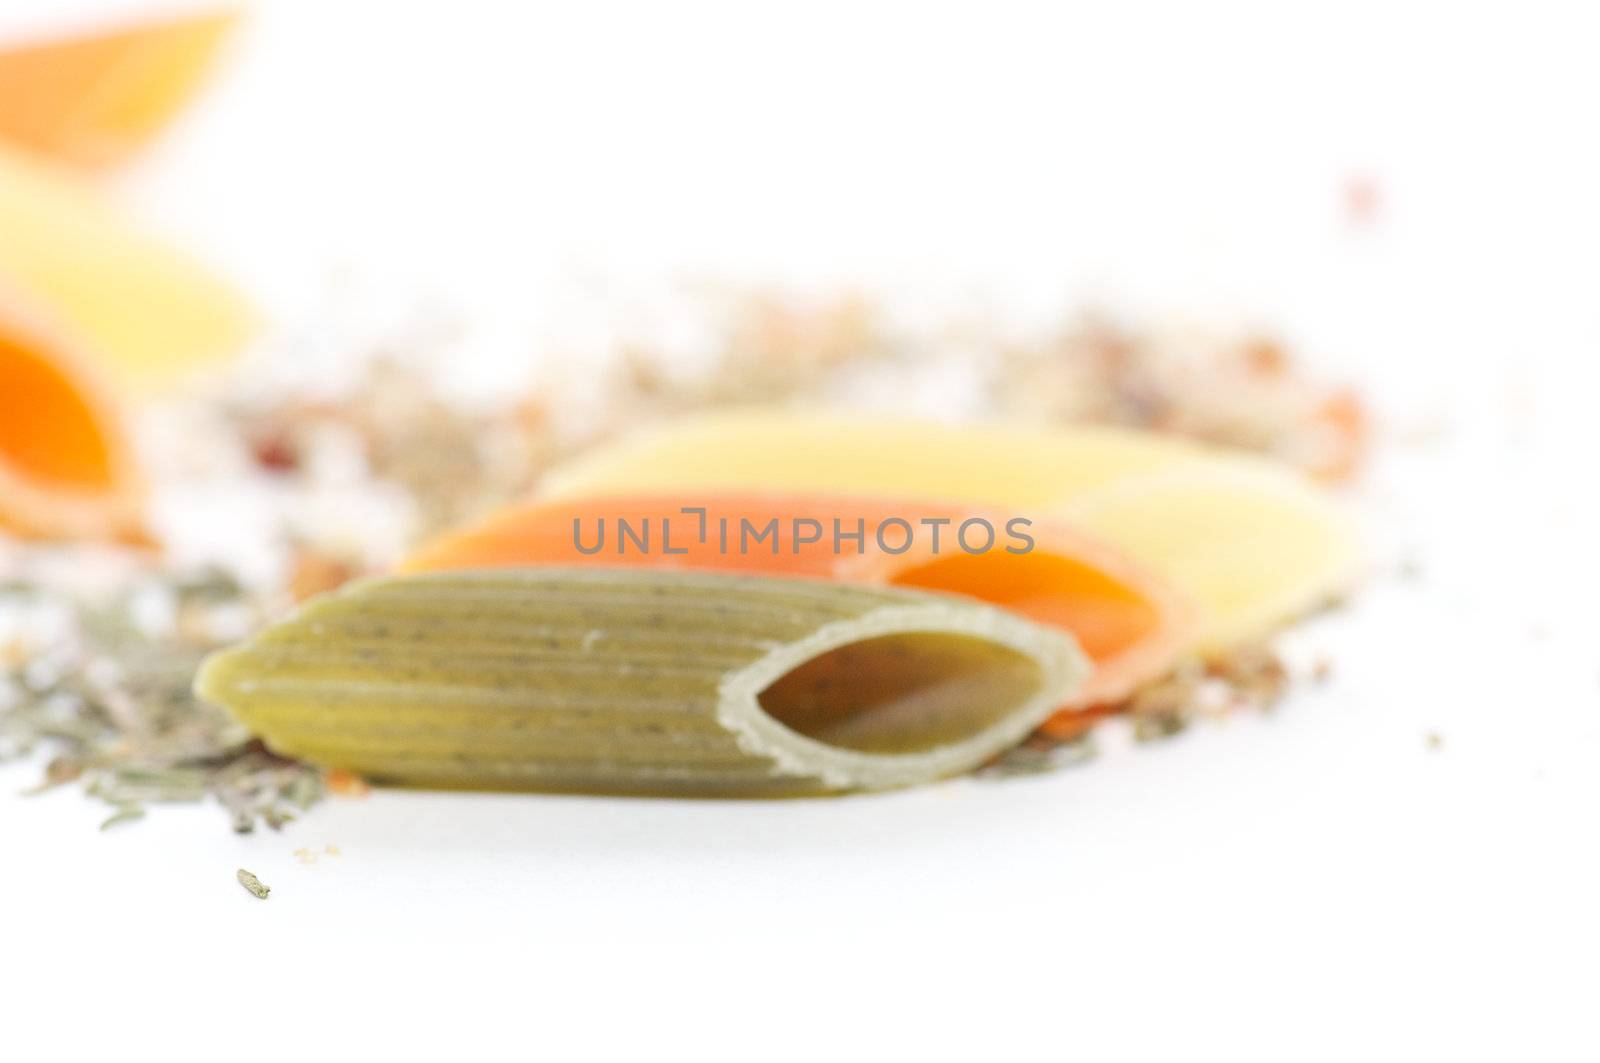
[195,568,1088,796]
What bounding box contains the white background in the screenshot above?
[2,1,1598,1059]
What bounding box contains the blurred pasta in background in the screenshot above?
[0,8,251,540]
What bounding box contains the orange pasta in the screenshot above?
[0,288,143,541]
[0,10,238,171]
[404,494,1195,718]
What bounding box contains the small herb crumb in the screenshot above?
[293,843,340,865]
[237,868,270,899]
[99,805,145,831]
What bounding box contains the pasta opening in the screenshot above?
[756,631,1044,755]
[0,325,115,489]
[889,549,1159,661]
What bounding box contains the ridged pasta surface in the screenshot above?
[196,568,1086,795]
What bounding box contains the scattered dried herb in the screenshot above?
[293,843,343,865]
[559,292,1367,487]
[0,566,323,832]
[99,805,145,831]
[980,733,1099,778]
[1121,643,1293,744]
[223,292,1364,553]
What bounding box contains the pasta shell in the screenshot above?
[538,410,1358,649]
[0,141,255,390]
[541,409,1218,509]
[1061,464,1360,651]
[403,492,1195,711]
[0,284,144,541]
[195,568,1088,796]
[0,10,238,171]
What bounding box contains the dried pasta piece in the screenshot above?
[403,493,1194,712]
[0,285,143,541]
[0,10,238,171]
[0,142,254,390]
[195,568,1088,796]
[1060,464,1359,651]
[541,409,1218,510]
[538,410,1358,650]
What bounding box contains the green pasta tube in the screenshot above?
[195,568,1088,796]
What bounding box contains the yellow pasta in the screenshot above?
[195,568,1087,796]
[541,409,1220,509]
[0,141,255,390]
[539,409,1359,650]
[1061,465,1357,650]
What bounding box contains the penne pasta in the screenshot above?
[1060,464,1358,650]
[0,286,144,541]
[537,410,1359,651]
[0,142,255,391]
[402,493,1194,712]
[540,410,1219,510]
[0,10,238,171]
[195,568,1088,796]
